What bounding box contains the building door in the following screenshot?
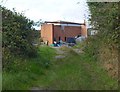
[65,37,66,42]
[59,37,61,41]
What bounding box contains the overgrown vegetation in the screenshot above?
[23,47,117,90]
[85,2,119,78]
[2,6,56,90]
[2,6,38,70]
[2,46,56,90]
[87,2,119,50]
[2,2,119,90]
[4,46,117,90]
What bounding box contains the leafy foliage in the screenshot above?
[85,2,119,78]
[87,2,119,47]
[2,6,38,69]
[2,46,56,90]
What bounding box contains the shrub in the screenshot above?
[2,6,38,69]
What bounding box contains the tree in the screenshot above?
[86,2,119,78]
[87,2,119,46]
[2,6,38,67]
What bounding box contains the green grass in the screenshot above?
[32,48,118,90]
[0,72,2,91]
[0,32,2,91]
[2,46,118,90]
[2,46,56,90]
[0,31,1,44]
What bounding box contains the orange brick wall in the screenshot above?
[53,25,81,42]
[41,24,87,45]
[81,25,87,38]
[41,24,53,45]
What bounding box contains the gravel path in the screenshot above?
[53,47,83,59]
[52,47,67,59]
[72,48,84,54]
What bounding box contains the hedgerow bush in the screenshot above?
[2,6,38,70]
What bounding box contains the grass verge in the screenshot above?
[2,46,118,90]
[32,47,118,90]
[2,46,56,90]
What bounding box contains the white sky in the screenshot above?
[1,0,90,29]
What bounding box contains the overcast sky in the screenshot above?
[1,0,90,29]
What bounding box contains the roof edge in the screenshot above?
[44,21,85,25]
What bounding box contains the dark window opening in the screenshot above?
[77,34,81,38]
[59,37,61,41]
[53,38,56,41]
[65,37,66,41]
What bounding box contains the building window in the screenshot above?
[53,38,56,41]
[59,37,61,41]
[65,37,66,41]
